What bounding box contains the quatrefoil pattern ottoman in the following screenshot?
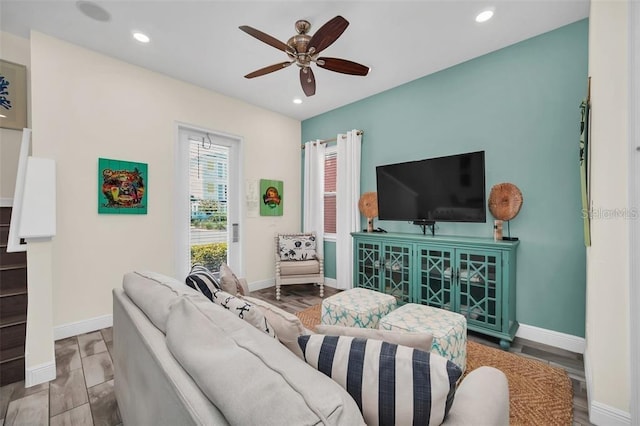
[321,288,397,329]
[379,303,467,372]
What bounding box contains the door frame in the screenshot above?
[174,122,244,280]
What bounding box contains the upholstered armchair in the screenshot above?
[275,232,324,301]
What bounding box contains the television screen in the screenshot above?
[376,151,486,223]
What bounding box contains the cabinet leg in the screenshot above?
[499,339,511,351]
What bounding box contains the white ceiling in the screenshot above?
[1,0,589,121]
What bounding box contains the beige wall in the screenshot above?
[29,31,301,332]
[0,31,30,201]
[586,0,630,420]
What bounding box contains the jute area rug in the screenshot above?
[296,304,573,426]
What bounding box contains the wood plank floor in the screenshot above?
[0,284,592,425]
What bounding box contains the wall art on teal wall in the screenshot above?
[260,179,283,216]
[98,158,148,214]
[579,78,591,246]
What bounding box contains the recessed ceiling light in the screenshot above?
[293,98,302,104]
[76,1,111,22]
[476,9,494,23]
[0,114,6,118]
[133,32,150,43]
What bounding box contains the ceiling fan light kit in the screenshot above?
[239,16,369,96]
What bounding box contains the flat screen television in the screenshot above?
[376,151,486,227]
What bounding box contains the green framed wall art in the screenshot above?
[98,158,148,214]
[260,179,283,216]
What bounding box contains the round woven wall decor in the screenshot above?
[488,183,523,221]
[358,192,378,232]
[358,192,378,218]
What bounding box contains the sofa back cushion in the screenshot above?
[298,334,462,426]
[123,271,200,334]
[166,296,365,426]
[278,233,317,261]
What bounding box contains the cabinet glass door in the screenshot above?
[382,243,412,303]
[354,240,382,291]
[416,246,454,310]
[457,250,502,331]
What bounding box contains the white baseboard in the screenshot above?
[249,277,339,292]
[54,314,113,341]
[323,278,338,288]
[590,401,631,425]
[248,278,274,292]
[516,323,586,354]
[25,361,56,387]
[0,197,13,207]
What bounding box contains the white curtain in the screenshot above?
[303,140,325,257]
[336,130,362,289]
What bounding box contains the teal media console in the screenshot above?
[352,232,519,349]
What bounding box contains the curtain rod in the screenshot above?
[300,130,364,149]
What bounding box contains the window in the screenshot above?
[324,147,337,236]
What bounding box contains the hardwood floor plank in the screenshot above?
[82,352,113,389]
[50,403,93,426]
[4,389,49,425]
[77,332,107,358]
[49,368,89,417]
[87,380,121,426]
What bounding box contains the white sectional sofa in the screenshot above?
[113,271,510,425]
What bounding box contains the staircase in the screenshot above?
[0,206,27,386]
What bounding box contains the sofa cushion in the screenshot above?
[185,265,220,301]
[219,263,245,296]
[166,296,366,426]
[123,270,201,334]
[315,324,434,353]
[210,289,277,338]
[279,259,320,275]
[243,296,308,357]
[298,334,462,426]
[278,234,317,261]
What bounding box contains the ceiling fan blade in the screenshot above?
[244,62,293,79]
[308,15,349,54]
[317,57,370,76]
[300,68,316,97]
[239,25,290,52]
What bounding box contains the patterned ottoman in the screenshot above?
[379,303,467,372]
[321,288,397,329]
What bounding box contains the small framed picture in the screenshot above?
[0,59,28,130]
[260,179,283,216]
[98,158,148,214]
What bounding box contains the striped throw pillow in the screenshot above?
[298,334,461,426]
[185,265,220,301]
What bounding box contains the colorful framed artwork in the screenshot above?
[0,59,28,130]
[260,179,283,216]
[98,158,148,214]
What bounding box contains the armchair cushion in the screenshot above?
[278,234,317,261]
[279,259,320,276]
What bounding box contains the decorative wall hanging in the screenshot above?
[0,59,28,130]
[98,158,148,214]
[260,179,283,216]
[579,78,591,246]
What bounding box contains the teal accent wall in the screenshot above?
[303,20,588,337]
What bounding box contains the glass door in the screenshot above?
[175,126,242,278]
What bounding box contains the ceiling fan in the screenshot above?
[239,16,370,97]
